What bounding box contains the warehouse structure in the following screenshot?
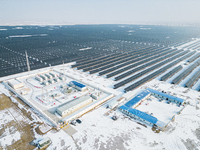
[56,95,92,117]
[8,79,24,89]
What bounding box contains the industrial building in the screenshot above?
[35,76,43,82]
[108,91,135,109]
[91,92,100,100]
[48,79,55,84]
[56,95,92,117]
[38,137,51,149]
[43,81,49,86]
[69,81,87,92]
[119,105,158,126]
[119,90,156,126]
[45,73,53,79]
[49,72,56,77]
[147,88,185,105]
[40,75,48,80]
[124,90,151,108]
[119,88,185,129]
[59,76,66,81]
[8,79,24,89]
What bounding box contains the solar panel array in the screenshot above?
[172,59,200,84]
[187,52,200,63]
[114,50,190,89]
[1,24,200,86]
[160,65,183,81]
[105,48,174,78]
[114,49,182,81]
[89,47,171,74]
[124,50,195,92]
[185,70,200,88]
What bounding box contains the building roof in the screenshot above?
[119,105,158,124]
[70,81,86,88]
[38,137,51,145]
[146,88,184,103]
[57,95,92,113]
[8,79,23,85]
[124,90,151,108]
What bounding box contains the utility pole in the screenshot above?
[25,51,30,74]
[63,61,65,75]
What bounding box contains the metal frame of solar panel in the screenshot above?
[114,50,190,89]
[172,59,200,84]
[160,65,183,81]
[185,70,200,88]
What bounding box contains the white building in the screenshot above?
[8,79,23,89]
[57,95,92,117]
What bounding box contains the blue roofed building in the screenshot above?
[119,105,158,126]
[146,88,185,105]
[119,90,156,127]
[69,81,87,92]
[124,90,151,108]
[119,88,184,129]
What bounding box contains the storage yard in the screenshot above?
[1,25,200,149]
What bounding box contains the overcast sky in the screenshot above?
[0,0,200,25]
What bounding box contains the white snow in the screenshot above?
[0,130,21,148]
[1,39,200,149]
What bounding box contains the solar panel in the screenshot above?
[160,65,182,81]
[114,50,189,89]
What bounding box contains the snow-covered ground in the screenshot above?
[1,43,200,149]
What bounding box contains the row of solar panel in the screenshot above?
[124,50,193,92]
[182,41,200,49]
[73,53,121,68]
[83,46,164,72]
[105,48,173,78]
[88,47,169,74]
[185,70,200,88]
[186,41,200,50]
[160,65,183,81]
[113,50,190,89]
[187,52,200,62]
[114,50,181,81]
[99,47,171,76]
[77,47,156,69]
[73,45,148,67]
[74,44,154,65]
[81,53,131,71]
[73,46,163,69]
[172,59,200,84]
